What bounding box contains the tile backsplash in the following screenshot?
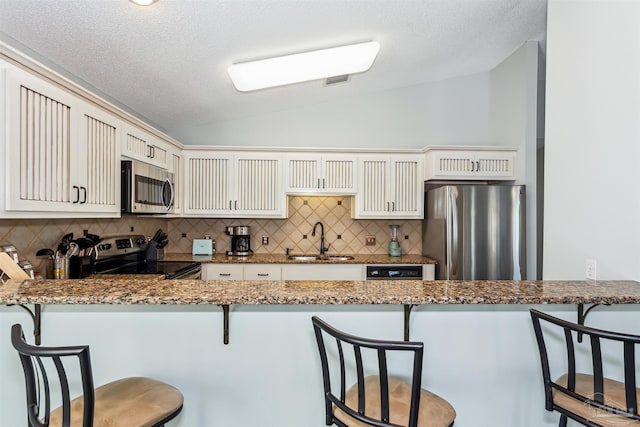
[0,217,167,277]
[167,196,422,255]
[0,196,423,277]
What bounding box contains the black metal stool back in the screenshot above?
[11,323,183,427]
[312,316,425,427]
[11,323,95,427]
[531,309,640,427]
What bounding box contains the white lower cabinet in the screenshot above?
[202,264,244,280]
[281,264,364,281]
[244,264,282,280]
[203,263,433,281]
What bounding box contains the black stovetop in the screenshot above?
[108,260,201,279]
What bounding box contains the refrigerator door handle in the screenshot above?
[449,188,459,278]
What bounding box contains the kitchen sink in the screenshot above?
[286,255,355,261]
[323,255,355,261]
[287,255,321,261]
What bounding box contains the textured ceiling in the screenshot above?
[0,0,547,145]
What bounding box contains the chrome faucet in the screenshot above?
[311,221,331,255]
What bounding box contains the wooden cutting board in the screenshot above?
[0,252,30,281]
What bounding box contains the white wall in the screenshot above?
[543,0,640,280]
[0,303,633,427]
[177,73,495,149]
[488,41,541,279]
[3,304,639,427]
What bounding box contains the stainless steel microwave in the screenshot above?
[121,160,175,214]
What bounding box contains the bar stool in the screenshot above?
[530,309,640,427]
[311,316,456,427]
[11,323,184,427]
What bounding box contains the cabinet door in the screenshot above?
[76,102,121,213]
[183,152,234,215]
[281,264,363,280]
[233,153,285,217]
[390,156,423,218]
[321,155,356,194]
[202,264,243,280]
[425,150,474,179]
[286,155,321,193]
[424,148,516,180]
[354,156,390,217]
[474,151,516,179]
[5,69,77,211]
[286,154,356,194]
[122,125,169,169]
[244,264,282,280]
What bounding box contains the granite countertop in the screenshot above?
[2,278,640,306]
[164,253,437,264]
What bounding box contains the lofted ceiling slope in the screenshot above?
[0,0,547,146]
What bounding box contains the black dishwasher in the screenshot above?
[366,265,423,279]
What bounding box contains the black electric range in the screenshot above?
[92,235,201,280]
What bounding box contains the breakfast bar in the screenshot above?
[3,279,640,427]
[2,278,640,344]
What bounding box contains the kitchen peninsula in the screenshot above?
[3,278,640,306]
[3,277,640,427]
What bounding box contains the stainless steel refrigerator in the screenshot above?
[423,184,526,280]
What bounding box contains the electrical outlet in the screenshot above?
[365,236,376,246]
[262,236,269,245]
[585,258,597,280]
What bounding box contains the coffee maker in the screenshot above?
[225,225,252,256]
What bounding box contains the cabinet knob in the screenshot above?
[73,186,80,204]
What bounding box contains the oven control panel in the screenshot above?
[93,235,147,259]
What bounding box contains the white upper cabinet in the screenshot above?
[352,155,423,219]
[183,151,286,218]
[3,68,120,215]
[122,123,169,169]
[424,147,517,180]
[286,154,356,194]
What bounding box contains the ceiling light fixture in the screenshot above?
[228,41,380,92]
[129,0,158,6]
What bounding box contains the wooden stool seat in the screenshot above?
[312,316,456,427]
[553,373,640,427]
[48,377,184,427]
[335,375,456,427]
[531,309,640,427]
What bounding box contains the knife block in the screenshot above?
[146,241,164,261]
[68,256,92,279]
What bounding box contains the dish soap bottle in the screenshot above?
[388,224,402,257]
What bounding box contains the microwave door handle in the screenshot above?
[161,178,174,210]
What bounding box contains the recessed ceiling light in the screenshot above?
[129,0,158,6]
[228,41,380,92]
